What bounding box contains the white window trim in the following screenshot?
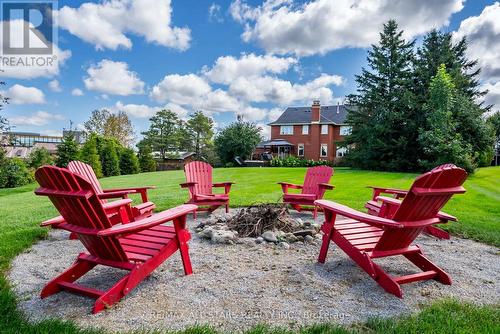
[280,125,293,135]
[320,144,328,157]
[302,125,309,135]
[298,143,304,157]
[321,124,328,135]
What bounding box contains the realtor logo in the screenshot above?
[2,1,55,55]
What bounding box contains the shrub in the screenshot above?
[26,147,53,169]
[100,140,120,177]
[137,140,156,172]
[0,158,33,188]
[270,156,332,167]
[79,134,103,178]
[119,148,140,175]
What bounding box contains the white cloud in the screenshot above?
[114,101,190,119]
[71,88,84,96]
[208,3,224,23]
[57,0,191,51]
[0,20,71,79]
[48,80,62,92]
[482,81,500,111]
[268,107,284,122]
[10,111,64,126]
[453,3,500,82]
[4,85,46,105]
[84,59,145,96]
[203,53,297,84]
[229,73,343,105]
[230,0,464,56]
[151,74,212,105]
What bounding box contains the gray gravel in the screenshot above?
[8,209,500,333]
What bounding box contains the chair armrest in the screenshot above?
[98,204,197,237]
[180,182,197,188]
[373,196,457,223]
[315,199,404,228]
[375,196,402,206]
[213,182,234,187]
[35,188,93,199]
[278,182,303,194]
[40,215,65,227]
[103,186,156,192]
[213,182,234,194]
[318,183,335,190]
[98,190,135,199]
[437,211,457,222]
[101,198,133,211]
[368,186,408,200]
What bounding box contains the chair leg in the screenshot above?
[404,249,452,285]
[424,225,450,239]
[313,206,318,220]
[225,203,229,213]
[193,209,197,220]
[41,256,96,298]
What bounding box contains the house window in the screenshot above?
[280,125,293,135]
[320,144,328,157]
[340,126,352,136]
[302,125,309,135]
[298,144,304,156]
[336,147,347,157]
[321,124,328,134]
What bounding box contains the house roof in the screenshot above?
[269,104,351,125]
[257,139,294,148]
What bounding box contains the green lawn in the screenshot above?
[0,166,499,333]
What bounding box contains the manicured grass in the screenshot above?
[0,166,499,333]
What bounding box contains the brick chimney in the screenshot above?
[311,100,320,122]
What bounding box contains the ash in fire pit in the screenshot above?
[195,204,322,248]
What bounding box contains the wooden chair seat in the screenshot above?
[283,193,317,202]
[194,193,229,201]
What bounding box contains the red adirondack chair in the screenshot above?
[279,165,334,219]
[180,161,234,219]
[365,164,459,239]
[41,161,156,235]
[34,165,196,313]
[315,164,467,297]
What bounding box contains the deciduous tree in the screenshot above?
[214,121,262,164]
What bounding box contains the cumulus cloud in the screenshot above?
[48,80,62,92]
[203,53,297,84]
[453,3,500,82]
[0,20,71,79]
[84,59,145,96]
[71,88,84,96]
[10,111,64,126]
[150,53,344,122]
[208,3,224,23]
[3,85,46,105]
[230,0,464,56]
[57,0,191,51]
[482,81,500,111]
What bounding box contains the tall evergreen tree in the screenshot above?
[346,20,417,171]
[119,148,140,175]
[186,111,214,160]
[141,109,182,160]
[137,139,157,172]
[79,134,103,178]
[96,137,120,176]
[418,65,474,172]
[55,133,79,168]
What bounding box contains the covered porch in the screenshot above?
[254,139,295,160]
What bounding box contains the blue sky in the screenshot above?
[1,0,499,141]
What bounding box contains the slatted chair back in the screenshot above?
[68,161,105,203]
[184,161,213,196]
[374,164,467,251]
[301,166,333,197]
[35,166,128,262]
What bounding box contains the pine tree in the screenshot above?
[418,65,474,172]
[27,147,53,169]
[119,148,140,174]
[187,111,214,160]
[137,140,156,172]
[141,109,182,160]
[79,134,103,178]
[346,20,417,171]
[99,139,120,176]
[55,133,79,168]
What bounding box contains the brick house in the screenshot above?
[256,101,351,161]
